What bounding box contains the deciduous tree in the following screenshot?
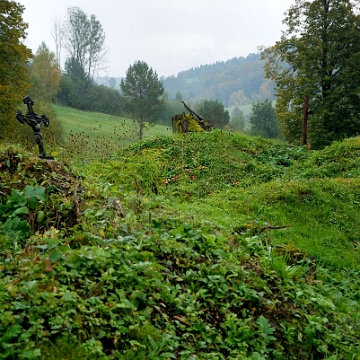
[262,0,360,148]
[29,42,61,102]
[0,0,32,139]
[62,7,106,83]
[51,18,63,69]
[120,61,165,139]
[250,100,280,139]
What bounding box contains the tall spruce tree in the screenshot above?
[262,0,360,148]
[120,61,165,139]
[0,0,32,139]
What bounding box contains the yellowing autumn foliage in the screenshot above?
[29,42,61,102]
[0,1,32,142]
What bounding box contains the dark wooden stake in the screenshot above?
[302,95,309,145]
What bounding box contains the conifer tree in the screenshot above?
[120,61,165,139]
[195,99,230,128]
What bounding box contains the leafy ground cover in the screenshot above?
[0,132,359,359]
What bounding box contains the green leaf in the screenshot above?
[159,353,176,358]
[10,206,29,218]
[63,291,73,301]
[37,211,45,223]
[24,186,46,209]
[19,348,41,358]
[49,250,62,263]
[257,315,274,335]
[13,301,29,310]
[25,281,37,290]
[9,189,26,207]
[257,315,276,343]
[2,217,30,240]
[1,324,22,342]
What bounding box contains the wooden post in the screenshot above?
[302,95,309,145]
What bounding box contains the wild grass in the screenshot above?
[53,104,172,162]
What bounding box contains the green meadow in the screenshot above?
[53,104,172,161]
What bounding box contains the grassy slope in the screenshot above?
[53,104,172,161]
[1,130,360,359]
[87,132,360,271]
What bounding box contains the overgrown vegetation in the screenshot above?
[1,130,359,359]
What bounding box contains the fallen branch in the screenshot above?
[257,224,290,235]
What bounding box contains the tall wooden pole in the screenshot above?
[302,95,309,145]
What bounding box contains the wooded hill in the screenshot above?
[161,53,276,106]
[94,53,276,108]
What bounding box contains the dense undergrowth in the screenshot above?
[0,132,359,359]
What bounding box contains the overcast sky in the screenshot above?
[19,0,294,78]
